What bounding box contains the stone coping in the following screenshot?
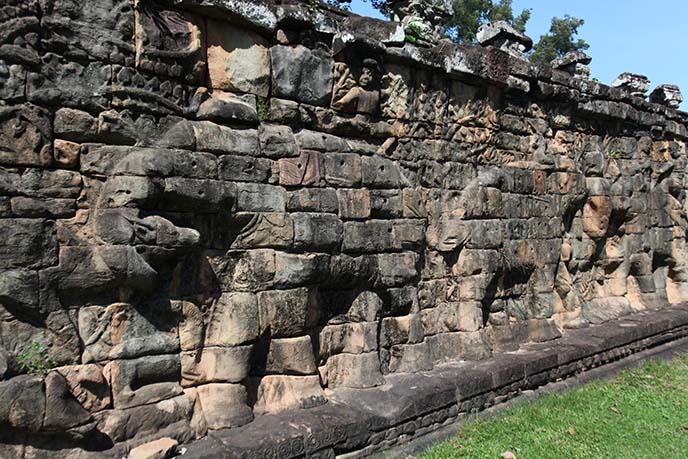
[180,303,688,459]
[170,0,688,131]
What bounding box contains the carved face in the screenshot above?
[359,67,374,88]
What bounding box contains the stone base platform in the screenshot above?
[183,304,688,459]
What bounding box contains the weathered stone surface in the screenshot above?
[205,293,259,346]
[192,122,259,155]
[292,212,343,251]
[477,20,533,56]
[0,105,52,167]
[261,336,317,375]
[319,322,379,359]
[612,72,651,97]
[104,355,182,409]
[274,252,330,287]
[270,45,333,106]
[134,4,205,84]
[0,375,45,432]
[232,213,293,249]
[4,2,688,456]
[79,303,179,363]
[95,395,192,443]
[0,219,57,269]
[56,364,111,412]
[128,437,178,459]
[326,352,384,389]
[650,84,683,109]
[207,21,270,97]
[54,108,97,142]
[196,90,258,124]
[258,288,319,338]
[181,345,252,386]
[43,371,93,433]
[195,383,253,430]
[252,375,326,415]
[236,183,286,212]
[551,50,592,79]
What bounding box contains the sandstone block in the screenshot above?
[274,252,330,287]
[381,314,424,347]
[271,45,333,105]
[379,286,420,316]
[258,124,299,158]
[582,196,612,239]
[161,178,234,212]
[207,21,270,97]
[211,249,276,292]
[11,196,75,218]
[0,105,52,167]
[192,122,259,155]
[205,292,259,346]
[426,332,462,364]
[128,437,178,459]
[287,188,339,213]
[421,303,460,336]
[347,291,383,322]
[258,287,319,337]
[278,150,324,186]
[94,395,192,443]
[53,139,80,167]
[374,252,418,287]
[181,346,252,386]
[79,303,179,363]
[56,364,111,412]
[196,90,258,124]
[104,355,182,409]
[319,322,379,359]
[43,371,93,433]
[292,212,343,251]
[402,188,427,218]
[361,155,407,188]
[134,3,205,83]
[387,342,433,373]
[342,220,393,252]
[370,190,403,218]
[252,375,326,415]
[323,153,362,187]
[0,375,45,432]
[0,269,40,315]
[392,219,426,249]
[232,213,293,249]
[326,352,384,389]
[196,383,253,429]
[262,336,317,375]
[236,183,286,212]
[0,219,57,269]
[337,189,371,219]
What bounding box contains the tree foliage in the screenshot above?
[529,15,589,64]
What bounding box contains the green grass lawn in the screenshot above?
[420,355,688,459]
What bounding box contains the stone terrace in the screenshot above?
[0,0,687,458]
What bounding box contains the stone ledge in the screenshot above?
[181,303,688,459]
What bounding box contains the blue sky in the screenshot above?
[349,0,687,110]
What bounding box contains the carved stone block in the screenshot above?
[278,151,324,186]
[135,1,206,84]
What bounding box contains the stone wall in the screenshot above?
[1,0,688,457]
